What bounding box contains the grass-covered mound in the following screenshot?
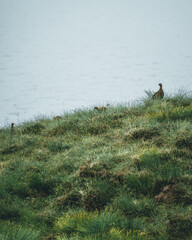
[0,91,192,240]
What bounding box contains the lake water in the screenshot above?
[0,0,192,128]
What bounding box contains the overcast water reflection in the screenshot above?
[0,0,192,127]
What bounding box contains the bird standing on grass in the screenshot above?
[11,123,15,135]
[152,83,164,99]
[94,106,107,111]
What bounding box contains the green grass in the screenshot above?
[0,91,192,239]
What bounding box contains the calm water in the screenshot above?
[0,0,192,127]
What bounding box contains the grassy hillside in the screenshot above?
[0,91,192,240]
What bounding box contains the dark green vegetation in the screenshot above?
[0,91,192,240]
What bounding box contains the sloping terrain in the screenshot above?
[0,92,192,240]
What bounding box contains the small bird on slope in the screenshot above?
[11,123,15,135]
[94,106,107,111]
[152,83,164,99]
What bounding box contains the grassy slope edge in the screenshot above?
[0,91,192,240]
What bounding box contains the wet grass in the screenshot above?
[0,91,192,239]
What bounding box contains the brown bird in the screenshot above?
[152,83,164,99]
[94,106,107,111]
[53,116,62,120]
[11,123,15,135]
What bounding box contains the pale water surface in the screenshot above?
[0,0,192,127]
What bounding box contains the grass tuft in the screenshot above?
[125,127,160,141]
[21,122,45,134]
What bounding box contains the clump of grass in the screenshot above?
[113,194,156,218]
[155,182,192,205]
[0,144,22,155]
[47,141,71,153]
[56,190,82,209]
[133,149,169,171]
[166,89,192,107]
[21,122,45,134]
[0,222,40,240]
[125,173,153,195]
[79,162,125,184]
[175,131,192,150]
[0,203,22,220]
[48,121,110,136]
[55,209,146,239]
[148,105,192,121]
[0,169,29,199]
[167,214,192,240]
[82,180,116,211]
[28,173,56,196]
[47,109,123,136]
[125,127,160,141]
[158,164,182,182]
[56,229,151,240]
